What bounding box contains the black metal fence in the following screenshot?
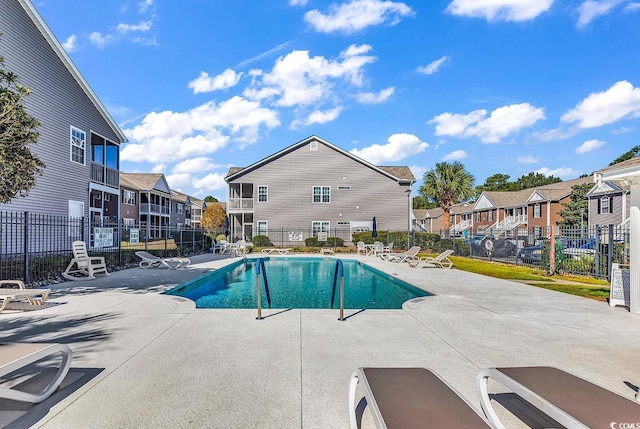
[448,224,630,280]
[0,211,210,284]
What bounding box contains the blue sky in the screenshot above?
[34,0,640,201]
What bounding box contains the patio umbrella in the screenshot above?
[372,217,377,238]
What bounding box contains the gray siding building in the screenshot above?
[225,135,415,244]
[0,0,127,220]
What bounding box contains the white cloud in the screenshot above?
[89,32,112,48]
[192,173,228,193]
[291,106,344,128]
[577,0,625,27]
[138,0,154,13]
[151,164,166,173]
[350,133,428,164]
[517,154,539,164]
[561,80,640,128]
[122,96,280,163]
[446,0,554,22]
[62,35,77,52]
[188,69,243,94]
[305,0,414,34]
[417,56,449,75]
[576,139,605,154]
[247,44,376,107]
[289,0,308,5]
[535,167,580,178]
[165,173,192,189]
[235,41,293,69]
[410,165,427,182]
[172,157,219,174]
[429,103,546,143]
[442,149,467,161]
[117,20,152,34]
[626,2,640,11]
[355,87,395,104]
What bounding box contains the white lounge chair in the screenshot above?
[0,343,72,403]
[135,251,190,269]
[409,249,454,268]
[349,367,491,428]
[477,366,640,429]
[231,240,247,257]
[210,240,227,254]
[0,280,51,314]
[61,241,109,281]
[381,246,421,263]
[356,241,366,255]
[261,248,291,255]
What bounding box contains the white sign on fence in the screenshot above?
[610,263,631,308]
[130,228,139,244]
[289,232,303,242]
[94,227,114,248]
[317,232,328,241]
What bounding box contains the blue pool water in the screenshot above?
[166,257,429,309]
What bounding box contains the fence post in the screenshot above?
[549,225,556,275]
[595,225,600,278]
[608,224,614,282]
[23,211,30,283]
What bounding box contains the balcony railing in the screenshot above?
[227,198,254,212]
[91,163,119,188]
[140,203,170,215]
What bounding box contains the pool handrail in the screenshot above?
[331,259,345,321]
[255,258,271,319]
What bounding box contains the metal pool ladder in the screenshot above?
[331,259,346,321]
[255,258,271,320]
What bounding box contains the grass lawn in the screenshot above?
[445,255,610,301]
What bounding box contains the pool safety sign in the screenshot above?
[610,263,630,308]
[94,227,114,248]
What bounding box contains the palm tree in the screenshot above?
[419,161,475,234]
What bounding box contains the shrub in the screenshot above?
[305,236,345,247]
[252,235,271,247]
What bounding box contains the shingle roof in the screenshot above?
[120,173,167,192]
[595,156,640,174]
[378,166,416,181]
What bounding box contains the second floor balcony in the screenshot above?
[140,203,170,216]
[228,198,254,213]
[91,163,119,188]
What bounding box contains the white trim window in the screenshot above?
[600,196,611,214]
[476,211,481,222]
[488,210,493,222]
[257,221,268,236]
[123,218,135,227]
[313,186,330,203]
[68,200,84,238]
[123,190,136,205]
[312,221,330,237]
[177,203,184,214]
[70,126,86,165]
[258,186,268,202]
[533,203,541,218]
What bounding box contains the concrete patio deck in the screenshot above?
[1,252,639,428]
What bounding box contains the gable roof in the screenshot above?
[525,176,593,202]
[225,135,416,184]
[120,173,171,193]
[170,190,192,204]
[16,0,127,144]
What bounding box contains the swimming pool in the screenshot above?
[166,257,430,309]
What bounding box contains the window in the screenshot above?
[258,186,268,202]
[123,190,136,205]
[313,186,330,203]
[312,221,330,236]
[177,203,184,214]
[310,141,318,151]
[488,211,493,222]
[70,127,86,165]
[476,211,481,222]
[257,221,268,236]
[68,200,84,238]
[600,196,611,214]
[533,203,541,218]
[337,186,351,190]
[123,218,135,227]
[534,226,541,238]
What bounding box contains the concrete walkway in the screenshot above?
[1,253,639,428]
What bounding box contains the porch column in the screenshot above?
[630,183,639,314]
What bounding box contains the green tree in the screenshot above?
[203,195,218,202]
[516,172,562,190]
[558,183,592,227]
[0,47,44,203]
[474,173,519,196]
[419,161,475,233]
[412,195,437,209]
[609,145,640,166]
